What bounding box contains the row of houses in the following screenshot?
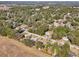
[17,26,68,46]
[13,22,69,46]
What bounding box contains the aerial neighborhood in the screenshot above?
[0,1,79,57]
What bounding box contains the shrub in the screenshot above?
[52,26,70,40]
[29,23,49,35]
[67,31,79,46]
[22,39,35,47]
[0,21,16,38]
[51,43,70,57]
[0,25,15,37]
[35,41,45,49]
[53,14,61,20]
[57,43,70,57]
[74,18,79,23]
[51,43,60,56]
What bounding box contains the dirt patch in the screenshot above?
[0,36,50,57]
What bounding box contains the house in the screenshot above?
[23,31,32,39]
[57,36,69,46]
[65,22,74,30]
[53,19,65,27]
[15,24,29,31]
[44,31,53,39]
[42,6,49,9]
[35,8,40,11]
[57,40,65,46]
[62,36,69,41]
[64,13,71,21]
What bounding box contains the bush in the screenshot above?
[22,39,35,47]
[53,14,62,20]
[0,21,16,38]
[67,31,79,46]
[52,26,70,40]
[74,18,79,23]
[35,41,45,49]
[57,43,70,57]
[51,43,70,57]
[29,23,49,35]
[0,25,15,37]
[51,43,61,56]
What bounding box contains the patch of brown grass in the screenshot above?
[0,36,50,57]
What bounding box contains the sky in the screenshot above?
[0,0,79,1]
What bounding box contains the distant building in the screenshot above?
[53,19,65,27]
[35,8,40,11]
[42,6,49,9]
[0,4,9,11]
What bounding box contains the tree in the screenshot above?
[29,23,49,35]
[67,30,79,46]
[50,42,70,57]
[44,42,52,52]
[51,43,60,56]
[0,21,16,38]
[35,41,44,49]
[22,39,35,47]
[57,43,70,57]
[52,26,70,40]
